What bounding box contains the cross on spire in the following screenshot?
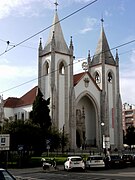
[101,15,104,27]
[54,0,58,11]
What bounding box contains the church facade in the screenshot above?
[38,10,123,150]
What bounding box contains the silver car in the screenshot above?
[86,155,105,169]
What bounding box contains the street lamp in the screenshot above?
[101,122,105,151]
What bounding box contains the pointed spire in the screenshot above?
[87,50,91,72]
[115,49,119,66]
[39,38,43,50]
[87,50,91,62]
[92,19,115,66]
[101,17,104,28]
[69,36,74,54]
[51,31,55,51]
[44,6,69,54]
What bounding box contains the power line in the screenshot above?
[0,38,36,51]
[0,0,135,95]
[0,0,98,57]
[1,36,135,95]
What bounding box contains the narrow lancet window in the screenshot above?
[59,62,65,75]
[95,72,100,84]
[108,72,112,83]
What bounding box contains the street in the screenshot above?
[9,166,135,180]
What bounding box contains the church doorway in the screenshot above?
[76,95,97,148]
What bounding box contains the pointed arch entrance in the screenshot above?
[76,93,99,149]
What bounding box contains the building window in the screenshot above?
[43,61,49,75]
[28,112,31,119]
[15,114,17,120]
[95,72,100,84]
[59,62,65,75]
[21,113,24,120]
[18,112,20,119]
[108,72,112,83]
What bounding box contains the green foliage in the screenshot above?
[30,88,51,131]
[2,119,43,152]
[47,127,61,150]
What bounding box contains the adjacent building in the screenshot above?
[122,103,135,134]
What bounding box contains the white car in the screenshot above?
[64,156,85,171]
[86,155,105,169]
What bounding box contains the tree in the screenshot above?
[1,119,43,152]
[47,126,69,152]
[30,88,52,131]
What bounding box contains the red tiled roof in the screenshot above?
[18,86,38,107]
[4,97,21,108]
[4,86,38,108]
[74,72,85,86]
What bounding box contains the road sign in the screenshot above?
[0,134,10,150]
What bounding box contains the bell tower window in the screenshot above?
[43,61,49,75]
[108,72,112,83]
[59,62,65,75]
[95,72,100,84]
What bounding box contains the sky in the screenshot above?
[0,0,135,105]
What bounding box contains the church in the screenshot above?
[1,7,123,151]
[38,8,123,150]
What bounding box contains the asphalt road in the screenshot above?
[9,166,135,180]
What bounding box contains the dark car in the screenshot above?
[0,168,16,180]
[105,154,124,169]
[122,154,135,167]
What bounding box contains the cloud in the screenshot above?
[73,58,87,74]
[104,10,112,17]
[112,1,125,16]
[80,17,97,34]
[66,0,94,3]
[0,64,37,79]
[120,49,135,104]
[0,0,97,19]
[0,63,37,97]
[130,49,135,64]
[0,0,52,19]
[120,77,135,104]
[0,57,9,64]
[118,2,125,13]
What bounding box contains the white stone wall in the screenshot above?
[4,105,32,120]
[4,108,14,119]
[75,74,100,107]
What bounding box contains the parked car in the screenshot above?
[41,158,56,170]
[105,154,124,168]
[64,156,85,171]
[122,154,135,167]
[0,168,16,180]
[85,155,105,169]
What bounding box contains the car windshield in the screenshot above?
[123,155,132,159]
[110,155,121,160]
[90,156,103,160]
[71,158,82,161]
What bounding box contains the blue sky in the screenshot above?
[0,0,135,104]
